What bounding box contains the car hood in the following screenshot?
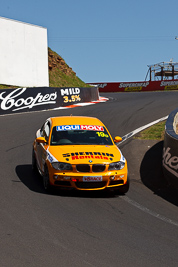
[47,145,124,164]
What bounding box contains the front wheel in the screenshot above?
[43,166,51,192]
[116,176,130,195]
[32,148,37,172]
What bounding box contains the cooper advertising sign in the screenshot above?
[0,87,99,115]
[163,145,178,179]
[0,87,58,114]
[163,108,178,187]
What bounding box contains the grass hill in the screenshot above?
[0,47,88,89]
[48,48,88,87]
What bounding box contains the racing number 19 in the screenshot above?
[96,132,108,137]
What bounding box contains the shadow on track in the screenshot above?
[15,164,118,199]
[15,164,44,194]
[140,141,178,207]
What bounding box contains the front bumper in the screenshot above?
[48,164,128,191]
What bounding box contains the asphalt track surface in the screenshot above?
[0,91,178,267]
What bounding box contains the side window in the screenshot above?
[40,123,45,136]
[40,121,51,142]
[43,121,50,142]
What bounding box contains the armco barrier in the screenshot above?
[91,79,178,92]
[162,108,178,188]
[0,87,99,115]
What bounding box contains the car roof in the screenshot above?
[49,116,104,127]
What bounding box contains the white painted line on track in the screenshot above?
[117,115,178,228]
[119,115,168,145]
[121,195,178,227]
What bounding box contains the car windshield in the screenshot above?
[50,125,113,146]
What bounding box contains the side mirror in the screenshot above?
[114,136,122,143]
[36,137,47,144]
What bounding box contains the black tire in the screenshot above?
[32,148,37,172]
[43,165,51,192]
[116,176,130,195]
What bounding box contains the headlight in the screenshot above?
[108,161,125,170]
[51,162,72,171]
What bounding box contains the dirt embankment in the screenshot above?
[48,48,76,76]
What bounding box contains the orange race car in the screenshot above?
[32,116,129,193]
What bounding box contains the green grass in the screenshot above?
[0,84,17,89]
[48,66,88,88]
[135,121,166,140]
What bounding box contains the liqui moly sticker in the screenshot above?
[57,125,104,131]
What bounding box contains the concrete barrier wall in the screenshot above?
[162,108,178,187]
[173,112,178,134]
[91,80,178,92]
[0,87,99,115]
[0,17,49,87]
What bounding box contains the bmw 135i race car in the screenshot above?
[32,116,129,193]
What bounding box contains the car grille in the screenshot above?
[75,181,107,189]
[92,164,105,172]
[76,164,106,173]
[76,164,90,172]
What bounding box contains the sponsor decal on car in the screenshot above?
[47,149,58,163]
[56,125,104,131]
[116,147,126,163]
[63,151,114,161]
[47,153,54,163]
[96,132,109,137]
[83,176,102,182]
